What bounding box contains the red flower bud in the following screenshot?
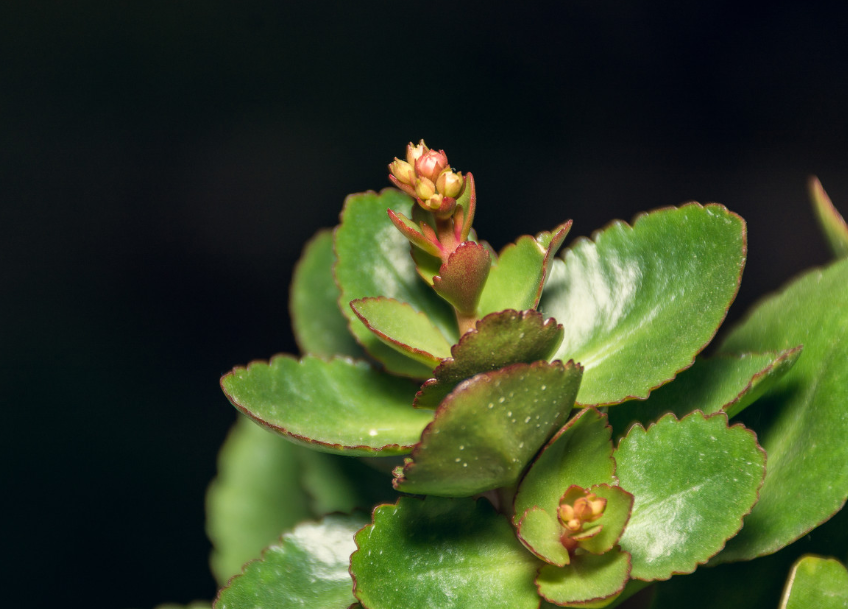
[415,149,449,182]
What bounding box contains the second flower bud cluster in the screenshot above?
[389,140,465,219]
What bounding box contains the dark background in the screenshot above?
[3,2,847,607]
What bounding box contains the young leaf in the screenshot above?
[335,189,457,378]
[350,297,452,367]
[607,348,802,437]
[477,222,571,316]
[537,550,631,608]
[614,412,766,581]
[350,497,541,609]
[539,203,746,406]
[290,229,365,360]
[514,407,616,521]
[206,416,313,585]
[221,356,433,456]
[432,241,492,315]
[215,513,369,609]
[714,257,848,562]
[414,309,564,409]
[780,555,848,609]
[395,360,583,496]
[810,177,848,259]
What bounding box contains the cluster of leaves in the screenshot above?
[202,146,848,609]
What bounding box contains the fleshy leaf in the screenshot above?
[780,555,848,609]
[350,297,451,367]
[335,189,457,378]
[518,507,572,566]
[540,203,746,406]
[206,415,313,584]
[615,412,766,581]
[290,229,364,359]
[810,176,848,259]
[221,356,433,456]
[414,309,564,409]
[607,348,802,437]
[432,241,492,315]
[457,172,477,242]
[386,208,443,258]
[514,407,616,521]
[713,257,848,562]
[395,360,583,496]
[477,222,571,316]
[350,497,541,609]
[215,513,369,609]
[537,550,631,608]
[578,485,635,555]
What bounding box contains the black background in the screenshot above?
[3,2,848,607]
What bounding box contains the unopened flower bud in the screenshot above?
[415,149,449,182]
[414,177,436,201]
[436,170,464,198]
[429,195,456,219]
[389,158,416,185]
[406,139,429,166]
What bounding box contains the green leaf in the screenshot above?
[432,241,492,315]
[414,309,564,409]
[395,360,583,496]
[537,550,631,608]
[350,497,541,609]
[206,415,313,584]
[221,356,433,456]
[215,513,369,609]
[335,189,457,378]
[350,297,452,367]
[290,229,365,359]
[514,407,616,521]
[810,177,848,259]
[579,485,635,555]
[539,204,746,406]
[614,412,766,581]
[715,257,848,561]
[478,222,571,317]
[781,555,848,609]
[607,348,802,438]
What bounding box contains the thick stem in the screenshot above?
[456,310,478,336]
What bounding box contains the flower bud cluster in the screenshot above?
[389,140,465,220]
[557,489,607,552]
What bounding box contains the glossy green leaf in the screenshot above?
[221,356,433,456]
[518,507,572,566]
[335,189,457,378]
[395,360,583,496]
[540,204,746,406]
[414,309,564,409]
[537,550,631,608]
[810,177,848,259]
[715,257,848,561]
[215,513,368,609]
[206,415,313,584]
[615,412,766,581]
[780,555,848,609]
[579,485,635,555]
[478,222,571,316]
[607,348,801,438]
[350,497,541,609]
[514,407,616,521]
[290,229,364,359]
[350,297,451,367]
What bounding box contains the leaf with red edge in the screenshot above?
[386,208,443,258]
[478,221,572,316]
[540,203,746,407]
[614,411,766,581]
[221,355,433,456]
[350,496,541,609]
[810,176,848,259]
[350,297,451,367]
[537,550,632,608]
[414,309,564,409]
[395,360,583,496]
[456,171,477,242]
[432,241,492,315]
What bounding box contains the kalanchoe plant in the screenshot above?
[205,143,848,609]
